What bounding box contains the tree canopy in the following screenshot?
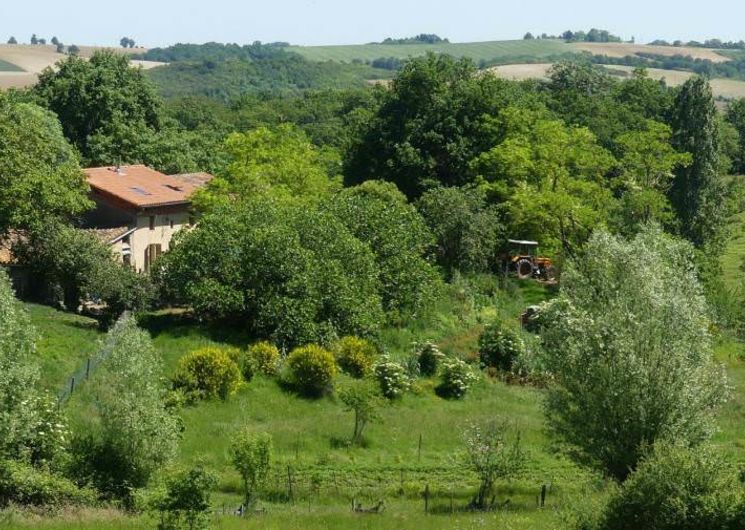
[0,94,91,231]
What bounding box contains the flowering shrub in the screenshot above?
[478,321,525,372]
[248,342,281,376]
[173,347,243,401]
[437,358,479,399]
[286,345,337,397]
[414,341,445,377]
[333,336,378,378]
[373,356,410,399]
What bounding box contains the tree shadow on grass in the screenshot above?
[137,310,254,347]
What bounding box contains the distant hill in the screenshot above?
[0,44,163,89]
[288,39,732,64]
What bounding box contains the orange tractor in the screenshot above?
[503,240,556,281]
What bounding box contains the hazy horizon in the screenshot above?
[1,0,744,48]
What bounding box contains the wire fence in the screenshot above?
[56,311,130,407]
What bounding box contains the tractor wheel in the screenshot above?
[516,259,534,280]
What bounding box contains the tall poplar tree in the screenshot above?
[668,76,727,249]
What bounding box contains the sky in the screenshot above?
[1,0,744,48]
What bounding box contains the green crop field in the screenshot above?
[289,39,572,63]
[0,58,22,72]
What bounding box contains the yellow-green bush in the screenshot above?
[286,345,337,397]
[173,347,242,401]
[333,336,378,378]
[226,347,255,381]
[248,341,281,376]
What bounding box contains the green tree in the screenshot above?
[230,430,271,509]
[338,381,382,445]
[0,94,91,231]
[30,34,37,45]
[67,44,80,56]
[7,37,17,45]
[416,186,501,275]
[34,51,162,164]
[50,37,59,46]
[472,107,615,255]
[726,97,745,174]
[324,180,441,320]
[344,53,536,198]
[15,224,152,326]
[157,198,384,346]
[72,316,180,504]
[540,227,728,481]
[196,125,340,210]
[613,120,691,231]
[669,76,728,249]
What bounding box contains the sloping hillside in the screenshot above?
[289,39,731,64]
[0,44,164,89]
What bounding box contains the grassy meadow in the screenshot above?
[9,272,744,529]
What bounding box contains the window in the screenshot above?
[149,215,155,230]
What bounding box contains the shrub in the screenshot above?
[463,421,525,510]
[437,358,479,399]
[333,336,378,378]
[540,228,728,481]
[286,345,337,397]
[0,459,95,508]
[594,443,744,530]
[157,465,218,530]
[173,347,242,401]
[227,347,255,381]
[248,342,281,376]
[478,321,525,372]
[373,356,410,400]
[71,317,180,505]
[230,430,272,508]
[414,341,445,377]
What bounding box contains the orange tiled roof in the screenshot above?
[83,165,213,210]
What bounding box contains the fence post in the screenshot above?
[423,484,430,514]
[418,433,422,462]
[86,358,91,379]
[70,376,75,395]
[540,484,547,507]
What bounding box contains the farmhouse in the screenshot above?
[83,165,213,272]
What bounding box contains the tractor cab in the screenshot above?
[504,239,556,281]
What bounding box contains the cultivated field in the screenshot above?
[289,39,732,65]
[569,41,730,62]
[0,44,164,89]
[289,39,570,63]
[488,62,745,99]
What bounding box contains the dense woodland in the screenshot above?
[3,42,745,529]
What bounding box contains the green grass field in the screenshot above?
[289,39,570,63]
[0,59,22,72]
[11,276,744,529]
